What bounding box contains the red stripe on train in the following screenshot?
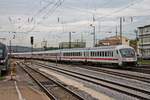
[62,57,118,61]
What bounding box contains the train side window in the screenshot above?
[109,51,111,57]
[84,52,86,56]
[97,52,99,56]
[108,52,110,57]
[103,52,105,57]
[80,52,82,56]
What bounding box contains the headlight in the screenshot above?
[0,60,5,63]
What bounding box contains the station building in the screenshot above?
[138,25,150,59]
[97,36,129,46]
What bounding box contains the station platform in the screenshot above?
[0,61,50,100]
[0,81,49,100]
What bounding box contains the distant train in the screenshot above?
[12,45,137,67]
[0,43,9,75]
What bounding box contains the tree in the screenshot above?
[130,39,137,52]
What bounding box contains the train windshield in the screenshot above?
[119,48,135,57]
[0,49,3,58]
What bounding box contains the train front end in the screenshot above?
[117,46,137,66]
[0,44,8,73]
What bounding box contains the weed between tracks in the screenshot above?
[0,76,4,80]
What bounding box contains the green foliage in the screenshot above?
[138,60,150,65]
[0,76,4,80]
[130,39,137,51]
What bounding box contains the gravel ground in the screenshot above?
[33,60,150,100]
[36,61,150,92]
[39,67,139,100]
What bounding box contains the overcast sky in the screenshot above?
[0,0,150,47]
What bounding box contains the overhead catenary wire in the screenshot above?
[25,0,65,33]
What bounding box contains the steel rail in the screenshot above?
[34,62,150,100]
[18,62,85,100]
[73,65,150,83]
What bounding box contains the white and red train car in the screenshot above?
[12,45,137,66]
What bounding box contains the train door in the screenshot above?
[84,49,89,62]
[116,49,122,66]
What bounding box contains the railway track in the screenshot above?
[74,65,150,83]
[32,61,150,100]
[35,61,150,83]
[17,62,85,100]
[125,66,150,74]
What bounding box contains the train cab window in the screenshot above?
[0,49,3,57]
[119,48,135,57]
[116,50,119,54]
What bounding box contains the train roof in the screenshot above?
[0,42,6,47]
[12,45,133,55]
[60,45,132,51]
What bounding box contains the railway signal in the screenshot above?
[30,36,34,45]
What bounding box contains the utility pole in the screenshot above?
[120,17,123,45]
[30,36,34,58]
[81,33,83,42]
[69,32,71,48]
[93,26,96,47]
[116,25,118,36]
[9,40,12,57]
